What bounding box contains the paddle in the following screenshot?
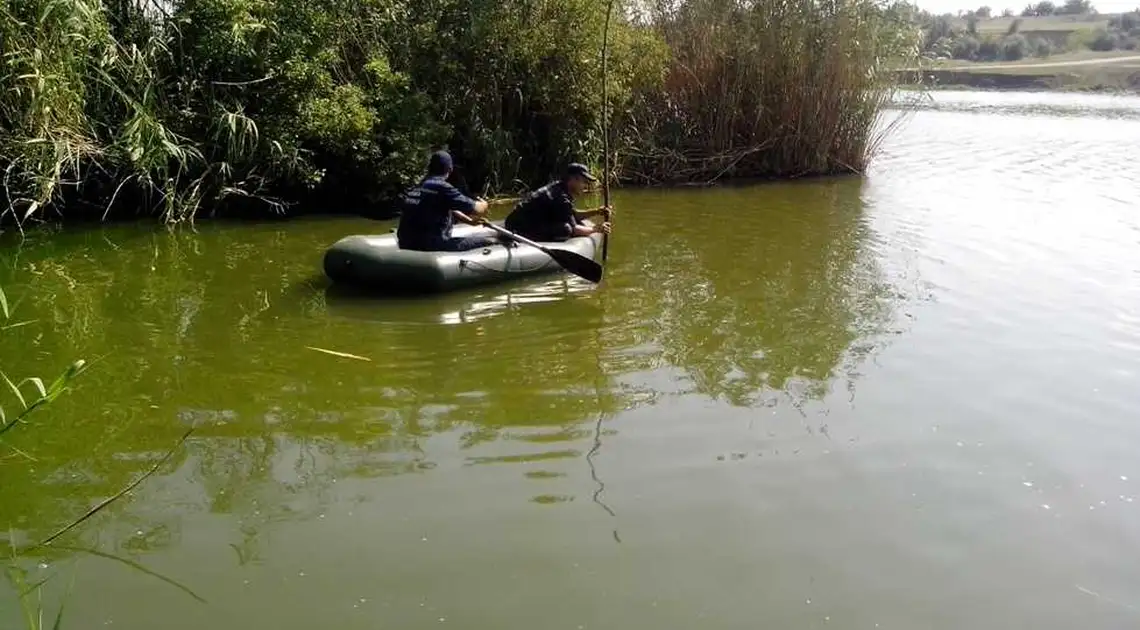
[455,213,603,284]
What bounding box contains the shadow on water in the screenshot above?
[0,176,901,565]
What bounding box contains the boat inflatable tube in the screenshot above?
[323,222,604,293]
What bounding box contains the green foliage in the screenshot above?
[1,282,84,627]
[1022,1,1057,17]
[1104,10,1140,49]
[5,561,72,630]
[3,281,199,628]
[620,0,920,184]
[1,0,661,224]
[1,0,910,225]
[907,4,1057,61]
[1001,33,1030,59]
[1091,27,1117,49]
[0,287,88,437]
[1057,0,1092,15]
[1110,10,1140,33]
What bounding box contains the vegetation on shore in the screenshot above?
[904,0,1140,63]
[910,51,1140,91]
[0,0,920,227]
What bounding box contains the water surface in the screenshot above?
[2,90,1139,629]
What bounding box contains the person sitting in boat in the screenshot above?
[396,150,498,252]
[504,163,613,242]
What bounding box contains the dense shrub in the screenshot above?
[1001,33,1030,59]
[1,0,920,226]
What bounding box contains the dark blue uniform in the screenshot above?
[397,176,496,251]
[504,181,581,242]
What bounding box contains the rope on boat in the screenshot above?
[458,258,559,275]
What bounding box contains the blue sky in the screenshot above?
[913,0,1137,14]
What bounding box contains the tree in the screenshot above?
[976,5,993,17]
[1058,0,1093,14]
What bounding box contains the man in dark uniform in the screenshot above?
[504,163,612,242]
[396,150,498,252]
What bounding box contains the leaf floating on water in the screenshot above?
[304,346,372,362]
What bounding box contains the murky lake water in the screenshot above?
[2,90,1139,628]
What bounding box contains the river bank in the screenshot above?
[1,0,913,228]
[898,52,1140,92]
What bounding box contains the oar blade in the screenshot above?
[546,248,603,284]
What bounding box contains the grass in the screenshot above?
[966,15,1110,33]
[937,50,1140,67]
[921,50,1140,91]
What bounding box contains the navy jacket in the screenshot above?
[505,181,580,232]
[396,176,477,247]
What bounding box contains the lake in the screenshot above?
[2,89,1139,629]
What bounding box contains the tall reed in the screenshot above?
[621,0,921,184]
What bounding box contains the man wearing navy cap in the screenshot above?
[396,150,498,252]
[504,163,613,242]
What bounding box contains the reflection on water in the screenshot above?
[324,275,600,326]
[0,172,892,568]
[3,90,1140,629]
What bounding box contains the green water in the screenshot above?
[2,90,1140,628]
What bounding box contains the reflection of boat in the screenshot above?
[323,274,599,325]
[322,221,603,294]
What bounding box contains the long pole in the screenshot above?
[601,0,615,263]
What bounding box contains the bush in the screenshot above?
[1090,28,1117,50]
[1,0,918,225]
[0,0,666,224]
[1000,33,1030,60]
[952,34,982,59]
[978,35,1002,59]
[1031,36,1056,57]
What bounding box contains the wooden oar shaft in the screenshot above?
[479,221,548,252]
[600,0,615,263]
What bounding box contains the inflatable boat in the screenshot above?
[322,222,604,293]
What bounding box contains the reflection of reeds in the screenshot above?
[597,180,898,410]
[2,283,201,628]
[33,427,194,549]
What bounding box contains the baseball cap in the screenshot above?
[565,163,598,182]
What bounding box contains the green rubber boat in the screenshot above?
[323,222,605,293]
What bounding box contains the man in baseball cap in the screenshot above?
[504,162,612,242]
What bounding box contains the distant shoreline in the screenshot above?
[895,55,1140,93]
[897,71,1139,93]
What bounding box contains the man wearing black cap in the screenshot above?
[504,163,613,242]
[396,150,498,252]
